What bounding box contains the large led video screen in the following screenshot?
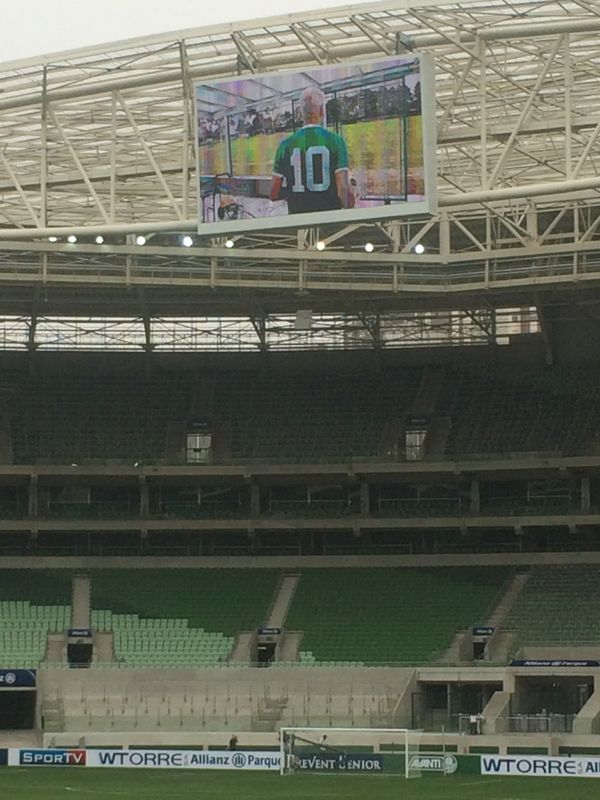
[195,54,436,234]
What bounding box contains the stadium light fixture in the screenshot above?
[316,241,326,251]
[225,239,234,249]
[364,242,374,253]
[182,235,194,248]
[136,235,147,246]
[67,234,77,244]
[48,235,58,243]
[414,243,425,255]
[95,235,104,244]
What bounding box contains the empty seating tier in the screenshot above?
[0,570,73,667]
[8,373,195,464]
[4,364,600,463]
[507,565,600,646]
[285,567,510,664]
[4,368,422,463]
[0,570,72,605]
[91,569,279,667]
[440,366,600,457]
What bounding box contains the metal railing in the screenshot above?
[456,712,575,735]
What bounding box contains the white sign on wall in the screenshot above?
[8,748,281,771]
[481,755,600,778]
[87,749,281,770]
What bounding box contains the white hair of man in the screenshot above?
[300,87,326,125]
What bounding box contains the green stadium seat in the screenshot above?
[507,566,600,648]
[90,569,278,668]
[285,567,509,664]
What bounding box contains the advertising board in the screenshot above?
[196,54,436,233]
[8,748,280,770]
[86,749,280,771]
[481,755,600,778]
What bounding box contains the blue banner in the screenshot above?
[68,629,92,638]
[473,626,495,636]
[510,659,600,667]
[0,669,36,687]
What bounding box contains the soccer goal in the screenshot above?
[279,727,423,778]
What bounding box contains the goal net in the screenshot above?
[279,727,423,778]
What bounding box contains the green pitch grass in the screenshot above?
[1,769,600,800]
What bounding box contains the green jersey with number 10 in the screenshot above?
[272,125,349,214]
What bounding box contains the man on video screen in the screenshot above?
[270,87,354,214]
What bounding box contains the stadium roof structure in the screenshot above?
[0,0,600,350]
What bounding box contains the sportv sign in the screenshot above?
[9,750,86,766]
[482,755,600,778]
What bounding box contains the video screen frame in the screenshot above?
[195,54,437,234]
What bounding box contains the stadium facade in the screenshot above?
[0,0,599,769]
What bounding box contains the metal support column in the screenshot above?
[28,474,38,518]
[581,476,591,513]
[470,480,481,514]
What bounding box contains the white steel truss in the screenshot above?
[0,0,600,329]
[0,307,536,351]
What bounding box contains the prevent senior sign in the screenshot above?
[482,755,600,778]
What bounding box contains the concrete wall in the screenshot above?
[36,662,600,751]
[0,336,546,377]
[391,669,418,728]
[482,691,512,734]
[7,551,600,569]
[519,646,600,659]
[417,666,508,685]
[71,575,91,629]
[94,632,114,663]
[42,729,600,757]
[40,665,416,735]
[573,693,600,735]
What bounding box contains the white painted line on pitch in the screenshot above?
[64,789,347,799]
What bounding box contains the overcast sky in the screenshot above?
[1,0,370,64]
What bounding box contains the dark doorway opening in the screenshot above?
[68,642,93,667]
[0,690,35,729]
[473,640,486,660]
[257,642,276,666]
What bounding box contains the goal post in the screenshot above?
[278,727,423,778]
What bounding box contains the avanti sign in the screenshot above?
[409,754,458,774]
